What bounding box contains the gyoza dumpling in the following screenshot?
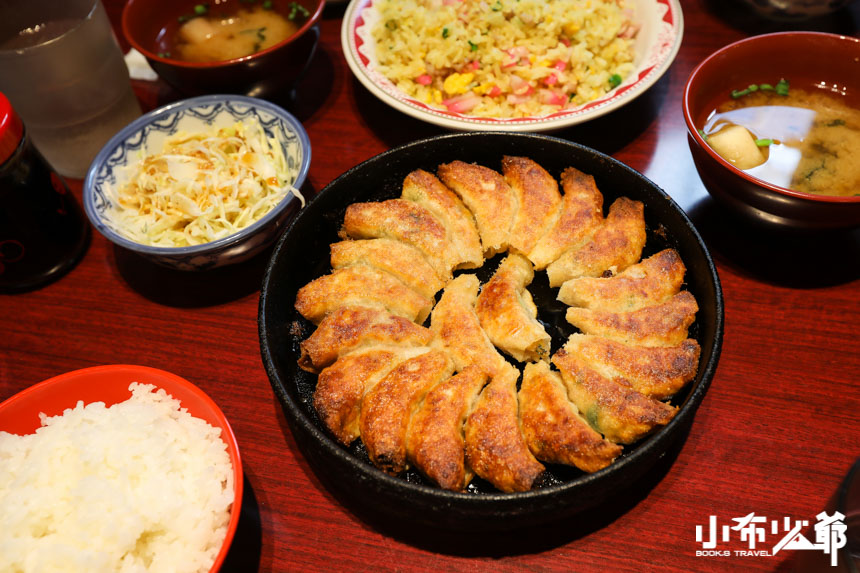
[546,197,646,287]
[528,166,603,270]
[475,254,551,363]
[330,239,445,300]
[405,365,489,491]
[557,249,686,312]
[436,161,516,257]
[360,349,455,475]
[299,306,434,373]
[340,199,456,280]
[401,169,483,270]
[314,345,428,445]
[519,361,622,472]
[502,156,562,256]
[563,334,701,400]
[565,291,698,347]
[294,265,434,325]
[430,274,509,377]
[464,365,545,492]
[552,344,677,444]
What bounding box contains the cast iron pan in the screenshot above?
[259,132,724,531]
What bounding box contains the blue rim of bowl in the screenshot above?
[83,94,312,256]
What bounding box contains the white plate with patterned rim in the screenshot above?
[341,0,683,132]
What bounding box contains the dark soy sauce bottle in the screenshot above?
[0,92,89,293]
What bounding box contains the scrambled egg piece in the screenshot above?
[443,73,475,95]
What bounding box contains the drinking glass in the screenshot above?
[0,0,141,179]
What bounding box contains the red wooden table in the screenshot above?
[2,0,859,571]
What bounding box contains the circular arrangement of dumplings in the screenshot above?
[294,157,701,493]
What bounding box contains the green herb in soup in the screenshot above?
[174,3,305,63]
[701,86,860,197]
[730,78,790,99]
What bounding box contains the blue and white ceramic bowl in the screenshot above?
[84,95,311,271]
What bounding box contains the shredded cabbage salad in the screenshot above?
[111,119,304,248]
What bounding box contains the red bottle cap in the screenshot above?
[0,92,24,165]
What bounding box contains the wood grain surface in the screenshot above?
[2,0,858,571]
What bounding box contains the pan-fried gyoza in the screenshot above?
[545,197,647,287]
[502,156,563,256]
[565,290,698,348]
[431,274,510,377]
[360,349,455,475]
[340,198,457,280]
[464,365,545,492]
[528,166,603,270]
[329,238,445,300]
[552,346,678,444]
[557,248,687,311]
[293,157,701,492]
[294,264,434,325]
[299,305,434,373]
[437,160,517,256]
[519,361,622,472]
[406,365,489,491]
[564,334,701,401]
[475,254,550,363]
[313,345,428,446]
[401,169,484,270]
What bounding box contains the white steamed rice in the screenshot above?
[370,0,639,118]
[0,383,234,573]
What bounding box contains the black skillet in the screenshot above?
[259,132,724,531]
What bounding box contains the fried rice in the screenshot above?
[370,0,639,118]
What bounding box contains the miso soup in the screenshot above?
[701,86,860,197]
[170,2,308,63]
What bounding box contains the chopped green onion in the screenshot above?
[608,73,622,88]
[827,119,846,127]
[755,138,773,147]
[157,51,172,58]
[731,84,758,98]
[491,0,502,10]
[263,0,273,8]
[384,18,397,30]
[697,129,709,142]
[442,27,450,38]
[468,40,478,52]
[288,1,310,19]
[194,3,208,15]
[731,79,789,99]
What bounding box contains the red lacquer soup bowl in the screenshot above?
[683,32,860,230]
[123,0,325,97]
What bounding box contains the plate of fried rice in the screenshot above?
[342,0,683,131]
